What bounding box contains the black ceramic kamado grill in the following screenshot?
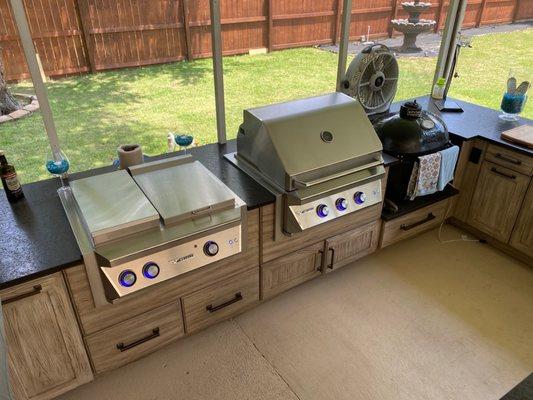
[372,100,451,203]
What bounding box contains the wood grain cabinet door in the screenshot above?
[509,181,533,258]
[325,220,380,273]
[261,242,325,300]
[0,273,92,400]
[467,161,530,243]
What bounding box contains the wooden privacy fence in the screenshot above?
[1,0,532,81]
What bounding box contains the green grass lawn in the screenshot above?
[2,28,532,184]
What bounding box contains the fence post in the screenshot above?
[512,0,521,22]
[333,0,342,45]
[388,0,398,38]
[75,0,95,72]
[181,0,193,60]
[268,0,273,52]
[435,0,446,32]
[476,0,488,27]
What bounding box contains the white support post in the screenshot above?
[432,0,468,89]
[336,0,353,91]
[210,0,227,144]
[9,0,61,155]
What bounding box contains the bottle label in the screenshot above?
[3,172,22,192]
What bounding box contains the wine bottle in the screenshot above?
[0,150,24,202]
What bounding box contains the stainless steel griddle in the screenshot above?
[63,154,246,302]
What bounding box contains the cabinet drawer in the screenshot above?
[182,268,259,334]
[325,220,380,272]
[485,144,532,176]
[380,200,449,248]
[261,242,324,300]
[85,302,184,374]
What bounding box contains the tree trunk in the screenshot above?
[0,45,20,115]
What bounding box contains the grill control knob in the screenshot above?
[336,198,348,211]
[354,191,367,205]
[118,270,137,288]
[204,241,219,257]
[316,204,330,218]
[142,262,160,279]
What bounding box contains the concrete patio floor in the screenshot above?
[57,224,533,400]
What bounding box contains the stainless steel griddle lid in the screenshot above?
[69,169,160,246]
[129,155,236,226]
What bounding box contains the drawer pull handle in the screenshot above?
[116,328,160,352]
[206,292,243,313]
[327,248,335,270]
[495,153,522,165]
[490,167,516,180]
[400,213,436,231]
[316,250,324,272]
[1,285,42,305]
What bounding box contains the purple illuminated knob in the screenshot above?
[142,262,160,279]
[204,241,219,257]
[354,191,367,205]
[336,198,348,211]
[118,270,137,287]
[316,204,330,218]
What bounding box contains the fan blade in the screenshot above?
[379,90,385,103]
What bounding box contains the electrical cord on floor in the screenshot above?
[437,197,482,244]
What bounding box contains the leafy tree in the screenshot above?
[0,45,20,115]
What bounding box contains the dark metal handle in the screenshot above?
[495,153,522,165]
[490,167,516,180]
[327,248,335,270]
[316,250,324,272]
[116,328,160,352]
[1,285,42,305]
[206,292,243,313]
[400,213,436,231]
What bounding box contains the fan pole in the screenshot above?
[336,0,353,92]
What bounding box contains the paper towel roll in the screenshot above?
[117,144,143,170]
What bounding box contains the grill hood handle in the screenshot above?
[292,159,384,189]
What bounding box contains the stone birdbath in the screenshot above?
[391,0,436,52]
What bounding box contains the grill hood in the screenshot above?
[236,93,383,192]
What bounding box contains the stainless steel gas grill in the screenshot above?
[226,92,384,237]
[61,154,246,302]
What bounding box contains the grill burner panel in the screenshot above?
[285,179,382,232]
[100,224,242,299]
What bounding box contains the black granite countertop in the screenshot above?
[390,96,533,156]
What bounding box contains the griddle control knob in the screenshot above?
[118,270,137,288]
[336,198,348,211]
[316,204,330,218]
[204,241,219,257]
[354,191,367,205]
[142,262,160,279]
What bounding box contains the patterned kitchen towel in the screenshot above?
[437,145,460,191]
[0,301,13,400]
[407,152,442,200]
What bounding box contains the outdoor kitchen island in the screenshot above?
[0,97,532,400]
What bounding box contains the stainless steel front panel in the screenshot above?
[285,178,382,233]
[100,224,242,300]
[70,170,160,245]
[131,156,236,225]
